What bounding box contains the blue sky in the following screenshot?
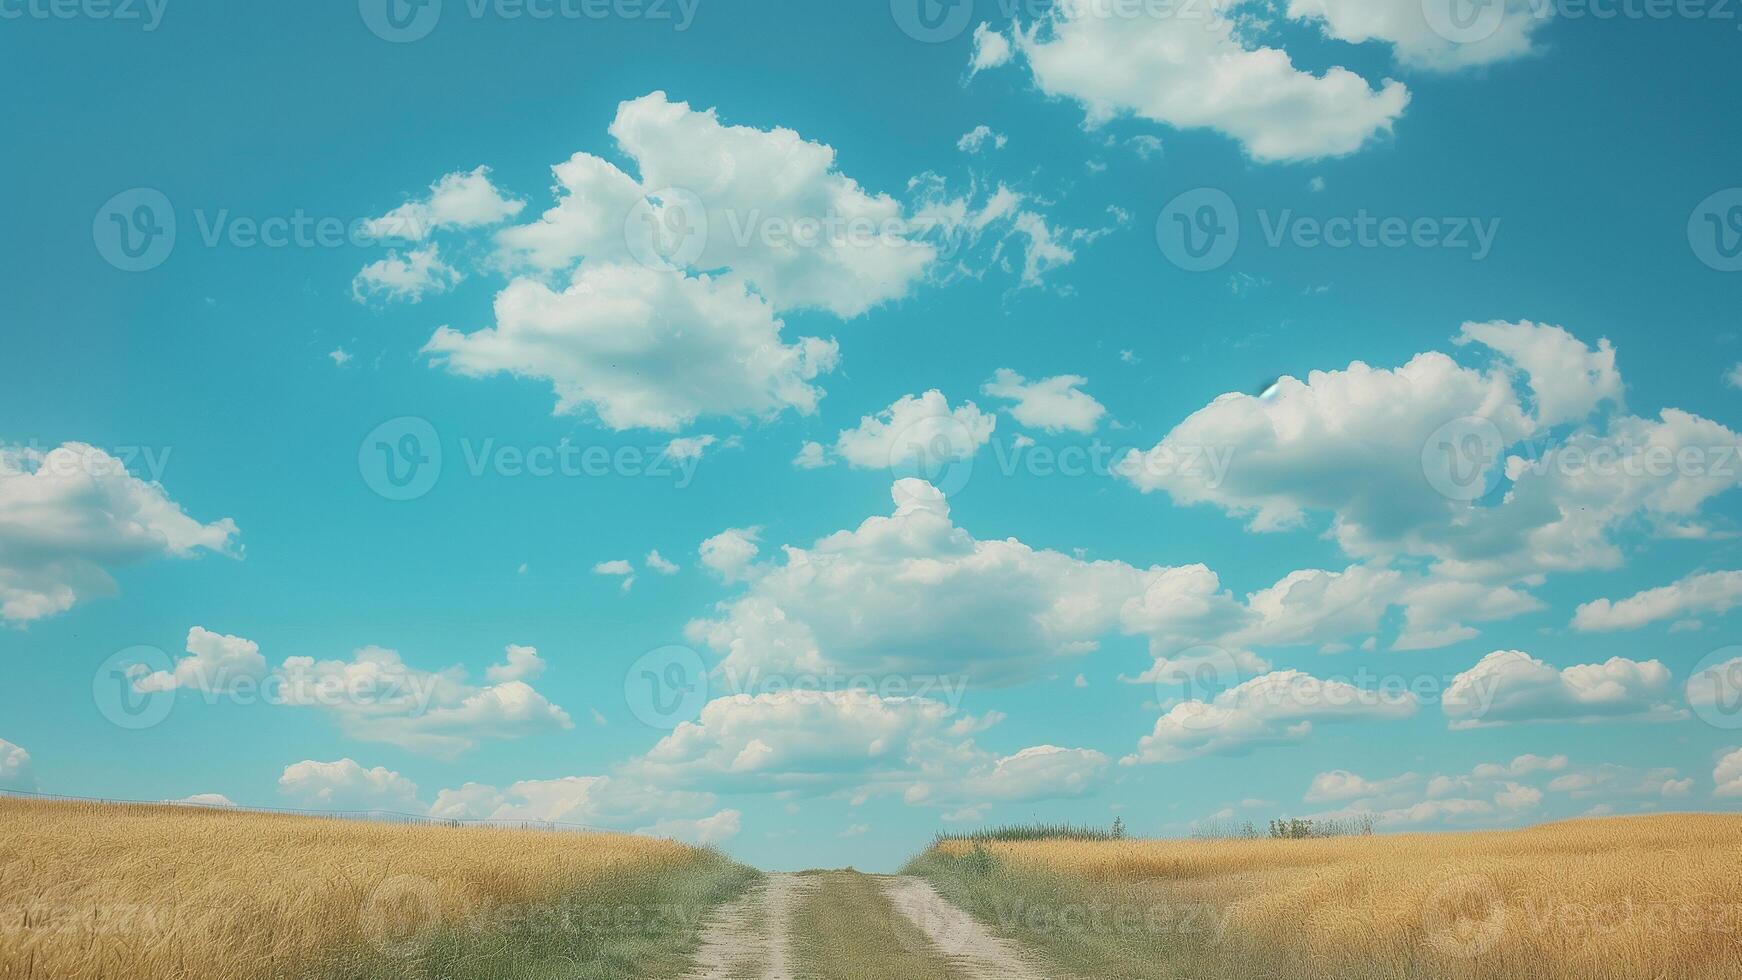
[3,0,1742,872]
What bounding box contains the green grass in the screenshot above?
[316,849,761,980]
[932,821,1121,843]
[790,872,964,980]
[901,846,1219,980]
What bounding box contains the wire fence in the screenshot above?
[0,787,606,834]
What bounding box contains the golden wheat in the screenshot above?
[0,796,742,980]
[932,814,1742,979]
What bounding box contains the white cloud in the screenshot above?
[1573,570,1742,632]
[362,165,524,242]
[1545,764,1692,800]
[954,745,1109,803]
[130,626,268,693]
[328,348,352,367]
[274,644,573,758]
[169,793,236,807]
[1305,769,1419,803]
[594,559,635,592]
[646,550,680,575]
[1287,0,1549,72]
[957,125,1007,153]
[278,759,422,812]
[1715,748,1742,798]
[638,809,743,844]
[793,441,831,470]
[689,480,1240,685]
[968,22,1014,74]
[351,244,461,304]
[664,435,717,461]
[981,369,1106,434]
[1686,655,1742,720]
[497,92,935,319]
[1125,670,1417,764]
[631,689,1106,810]
[1442,650,1685,729]
[1118,322,1734,594]
[1128,135,1163,160]
[1726,363,1742,390]
[429,775,723,835]
[485,644,546,684]
[990,0,1409,162]
[0,738,34,791]
[0,443,239,623]
[698,527,761,583]
[425,263,838,432]
[832,390,995,469]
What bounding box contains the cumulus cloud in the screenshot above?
[278,759,422,812]
[1287,0,1549,72]
[498,92,938,318]
[129,627,268,693]
[698,527,761,583]
[1545,764,1693,800]
[362,165,525,242]
[485,644,546,683]
[982,0,1409,161]
[1118,322,1739,633]
[1441,650,1684,729]
[688,480,1247,685]
[0,443,239,624]
[1715,748,1742,798]
[424,263,839,431]
[1685,654,1742,721]
[429,775,723,831]
[0,738,34,791]
[630,689,1106,811]
[1573,570,1742,631]
[1305,769,1419,803]
[147,636,572,758]
[832,390,996,469]
[1125,670,1417,764]
[981,369,1106,434]
[645,550,680,575]
[351,245,462,304]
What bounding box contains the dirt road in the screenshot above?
[679,871,1052,979]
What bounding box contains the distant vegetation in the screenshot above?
[0,796,757,980]
[908,814,1742,980]
[934,818,1126,843]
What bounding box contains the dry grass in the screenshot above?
[914,814,1742,980]
[0,796,756,980]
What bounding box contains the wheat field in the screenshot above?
[914,814,1742,979]
[0,796,756,980]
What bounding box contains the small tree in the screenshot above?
[1110,816,1126,839]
